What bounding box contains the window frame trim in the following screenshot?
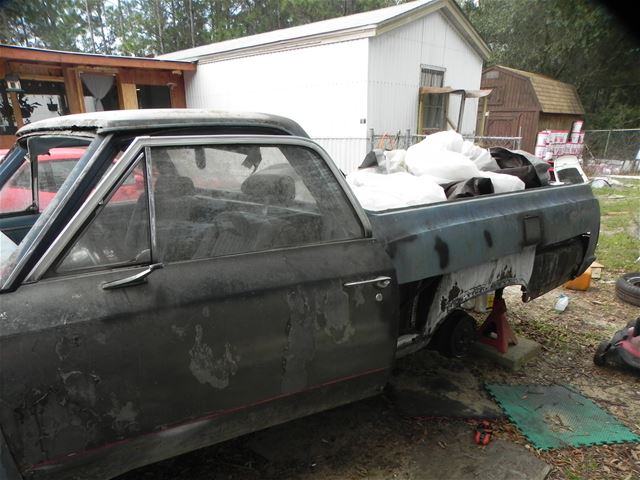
[25,135,371,283]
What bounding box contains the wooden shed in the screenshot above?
[479,65,584,153]
[0,45,196,148]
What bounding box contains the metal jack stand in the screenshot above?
[478,288,518,354]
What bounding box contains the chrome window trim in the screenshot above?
[144,147,158,259]
[3,134,111,289]
[24,134,371,283]
[24,136,139,283]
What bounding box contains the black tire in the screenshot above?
[435,310,477,358]
[616,272,640,307]
[593,340,609,367]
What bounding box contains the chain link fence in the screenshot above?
[313,129,522,173]
[582,129,640,175]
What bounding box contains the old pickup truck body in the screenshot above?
[0,110,599,480]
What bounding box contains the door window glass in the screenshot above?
[0,141,89,215]
[147,143,363,262]
[55,158,149,273]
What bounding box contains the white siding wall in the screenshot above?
[184,39,369,139]
[367,11,483,136]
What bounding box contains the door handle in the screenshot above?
[344,276,392,289]
[102,263,164,290]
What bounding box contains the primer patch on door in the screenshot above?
[282,288,316,392]
[315,287,354,344]
[107,394,139,434]
[189,324,239,389]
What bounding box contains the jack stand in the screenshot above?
[478,288,518,354]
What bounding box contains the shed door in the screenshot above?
[487,112,520,137]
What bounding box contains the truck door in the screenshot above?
[0,136,398,478]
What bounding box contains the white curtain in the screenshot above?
[81,74,114,111]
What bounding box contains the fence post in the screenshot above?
[405,129,411,149]
[368,128,374,152]
[603,130,611,158]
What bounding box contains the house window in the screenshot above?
[137,85,172,109]
[0,79,70,133]
[81,73,120,112]
[419,67,446,132]
[420,67,444,88]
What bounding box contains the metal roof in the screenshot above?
[16,109,308,138]
[159,0,490,62]
[496,66,585,115]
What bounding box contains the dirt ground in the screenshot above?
[117,273,639,480]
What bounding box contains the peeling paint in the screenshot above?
[315,288,353,344]
[425,247,536,336]
[352,285,366,307]
[108,394,139,434]
[282,288,316,392]
[171,325,187,338]
[59,370,97,407]
[189,324,239,389]
[55,337,71,361]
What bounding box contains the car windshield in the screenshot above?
[0,134,95,287]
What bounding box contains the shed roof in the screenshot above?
[493,65,584,115]
[159,0,490,62]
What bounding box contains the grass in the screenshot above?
[592,178,640,274]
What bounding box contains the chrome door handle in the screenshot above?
[102,263,164,290]
[344,276,392,289]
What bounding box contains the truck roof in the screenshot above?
[17,109,309,138]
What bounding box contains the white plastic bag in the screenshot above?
[473,149,500,172]
[460,140,499,171]
[379,149,407,173]
[420,130,464,153]
[480,171,525,193]
[347,171,446,211]
[405,144,481,183]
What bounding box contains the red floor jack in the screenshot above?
[477,289,518,354]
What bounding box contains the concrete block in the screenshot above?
[472,336,542,371]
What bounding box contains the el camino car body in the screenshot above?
[0,110,599,480]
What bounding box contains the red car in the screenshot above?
[0,147,142,215]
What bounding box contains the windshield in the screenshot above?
[0,134,96,288]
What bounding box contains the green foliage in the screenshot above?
[0,0,84,51]
[593,180,640,273]
[460,0,640,129]
[0,0,407,56]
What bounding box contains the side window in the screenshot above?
[147,143,363,262]
[54,158,149,273]
[0,146,87,216]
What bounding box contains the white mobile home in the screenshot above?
[160,0,490,171]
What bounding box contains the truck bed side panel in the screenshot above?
[368,183,599,286]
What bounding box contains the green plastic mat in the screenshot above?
[485,384,640,449]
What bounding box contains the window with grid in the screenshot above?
[420,67,446,131]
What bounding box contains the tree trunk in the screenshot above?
[155,0,165,54]
[188,0,195,47]
[85,0,97,53]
